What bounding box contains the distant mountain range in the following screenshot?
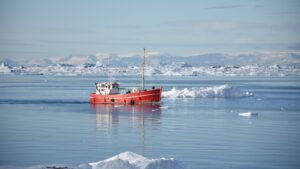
[1,51,300,67]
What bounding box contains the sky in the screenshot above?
[0,0,300,60]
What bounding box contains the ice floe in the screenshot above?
[162,84,253,98]
[238,112,259,117]
[89,152,185,169]
[0,63,11,74]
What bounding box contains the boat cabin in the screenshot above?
[95,82,120,95]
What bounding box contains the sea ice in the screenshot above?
[1,58,300,77]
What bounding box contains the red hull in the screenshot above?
[90,87,162,104]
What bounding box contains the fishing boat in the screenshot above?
[90,49,162,104]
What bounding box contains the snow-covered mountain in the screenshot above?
[1,51,300,76]
[3,51,300,67]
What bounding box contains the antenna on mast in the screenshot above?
[141,48,146,90]
[107,55,111,83]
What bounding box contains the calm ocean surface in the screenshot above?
[0,75,300,169]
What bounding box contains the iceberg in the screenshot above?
[89,152,185,169]
[162,84,253,98]
[0,63,11,74]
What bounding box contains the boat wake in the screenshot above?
[0,99,89,105]
[0,152,186,169]
[162,84,253,98]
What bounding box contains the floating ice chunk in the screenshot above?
[238,112,258,117]
[0,63,11,74]
[162,84,253,98]
[89,152,186,169]
[90,152,145,169]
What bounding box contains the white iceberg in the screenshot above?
[89,152,185,169]
[162,84,253,98]
[0,63,11,74]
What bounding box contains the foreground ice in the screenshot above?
[89,152,185,169]
[162,84,253,98]
[0,152,186,169]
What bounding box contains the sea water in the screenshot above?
[0,75,299,169]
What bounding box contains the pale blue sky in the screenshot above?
[0,0,299,60]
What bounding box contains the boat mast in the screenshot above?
[141,48,146,90]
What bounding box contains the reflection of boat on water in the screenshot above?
[90,103,162,131]
[90,104,162,155]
